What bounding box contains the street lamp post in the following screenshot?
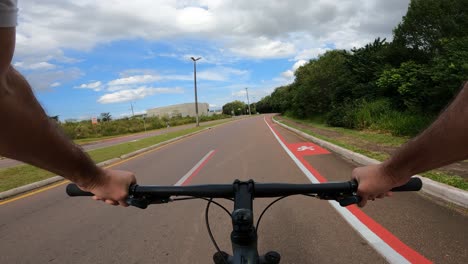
[245,87,251,115]
[191,56,202,127]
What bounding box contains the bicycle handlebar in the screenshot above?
[66,177,422,207]
[66,178,422,264]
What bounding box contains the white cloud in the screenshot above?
[108,75,161,86]
[229,37,296,59]
[232,90,246,97]
[50,82,61,87]
[15,0,410,63]
[14,61,56,70]
[76,81,103,91]
[198,67,249,81]
[280,59,308,81]
[24,68,82,91]
[295,47,331,60]
[97,86,184,104]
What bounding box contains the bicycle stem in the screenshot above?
[214,180,281,264]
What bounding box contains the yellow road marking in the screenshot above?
[0,120,240,205]
[0,181,69,205]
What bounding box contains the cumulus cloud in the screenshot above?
[24,68,82,91]
[280,59,308,82]
[15,0,410,63]
[50,82,61,87]
[229,37,296,59]
[76,81,103,91]
[295,47,331,61]
[107,75,161,86]
[14,61,56,70]
[97,86,184,104]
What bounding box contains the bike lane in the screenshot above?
[265,116,467,264]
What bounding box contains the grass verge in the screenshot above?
[275,117,468,190]
[0,120,229,193]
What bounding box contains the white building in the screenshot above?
[147,103,210,118]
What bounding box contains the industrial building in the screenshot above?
[147,103,210,118]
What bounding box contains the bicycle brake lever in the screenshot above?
[337,196,362,207]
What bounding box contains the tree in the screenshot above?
[292,50,349,117]
[100,112,112,122]
[222,101,247,116]
[393,0,468,61]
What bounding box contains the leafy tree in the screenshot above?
[377,61,432,112]
[222,100,247,115]
[99,112,112,122]
[292,50,349,117]
[393,0,468,61]
[256,96,273,113]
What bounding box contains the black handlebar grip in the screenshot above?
[66,184,94,197]
[390,177,422,192]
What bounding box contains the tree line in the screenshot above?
[53,113,229,139]
[256,0,468,136]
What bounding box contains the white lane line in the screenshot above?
[263,117,410,264]
[175,150,216,186]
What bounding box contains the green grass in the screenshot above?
[277,117,390,161]
[74,135,125,145]
[422,171,468,190]
[275,116,468,191]
[0,120,229,193]
[283,115,408,146]
[0,166,55,192]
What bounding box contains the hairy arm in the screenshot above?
[353,82,468,207]
[0,27,135,206]
[0,66,103,187]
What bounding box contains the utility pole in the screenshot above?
[252,96,257,114]
[191,57,202,126]
[245,87,251,115]
[130,102,135,117]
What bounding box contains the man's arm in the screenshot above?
[353,82,468,207]
[0,27,135,206]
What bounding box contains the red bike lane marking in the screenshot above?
[266,117,431,264]
[175,150,217,186]
[287,142,330,156]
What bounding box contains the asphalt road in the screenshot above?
[0,115,466,263]
[0,118,235,169]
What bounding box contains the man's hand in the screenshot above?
[351,164,406,207]
[79,169,136,207]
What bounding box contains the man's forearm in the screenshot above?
[383,82,468,183]
[0,66,102,187]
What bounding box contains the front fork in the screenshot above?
[213,180,281,264]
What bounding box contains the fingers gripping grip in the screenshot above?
[66,184,94,196]
[391,177,422,192]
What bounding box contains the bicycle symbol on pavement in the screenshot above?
[297,146,315,151]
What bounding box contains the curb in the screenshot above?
[0,122,227,201]
[272,118,468,209]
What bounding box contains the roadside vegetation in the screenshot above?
[256,0,467,138]
[57,113,230,140]
[250,0,468,189]
[0,120,230,192]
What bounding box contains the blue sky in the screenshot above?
[12,0,410,121]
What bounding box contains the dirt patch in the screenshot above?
[276,116,468,180]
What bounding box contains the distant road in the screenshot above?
[0,115,465,263]
[0,118,238,169]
